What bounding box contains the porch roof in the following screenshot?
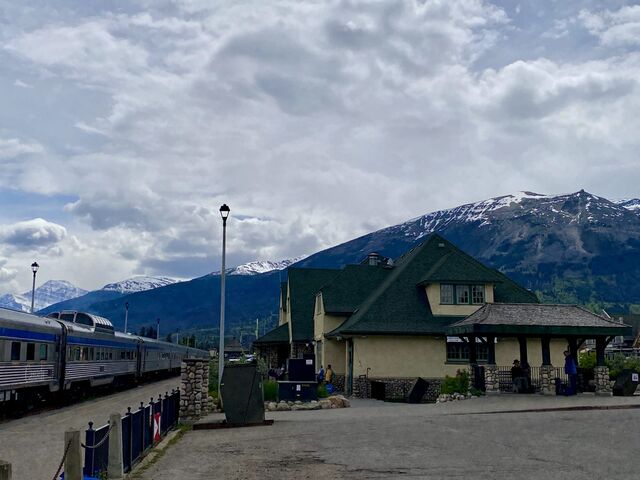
[253,322,289,345]
[447,303,632,337]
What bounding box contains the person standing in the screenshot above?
[564,350,578,395]
[325,364,334,392]
[317,365,325,384]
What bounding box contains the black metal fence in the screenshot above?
[83,389,181,477]
[496,366,567,392]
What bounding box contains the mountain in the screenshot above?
[215,256,308,276]
[297,190,640,309]
[102,276,178,293]
[40,190,640,341]
[0,280,87,312]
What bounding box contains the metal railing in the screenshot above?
[495,366,567,392]
[83,389,180,477]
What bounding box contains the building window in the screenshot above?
[446,339,489,362]
[440,284,454,304]
[471,285,485,304]
[456,285,469,304]
[11,342,21,361]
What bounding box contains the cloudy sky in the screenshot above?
[1,0,639,294]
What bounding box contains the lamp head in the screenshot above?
[31,261,39,273]
[125,302,129,310]
[219,203,230,220]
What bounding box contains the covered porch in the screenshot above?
[448,304,632,395]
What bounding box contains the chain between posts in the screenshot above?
[81,422,113,449]
[50,439,72,480]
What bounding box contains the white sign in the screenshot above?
[305,359,312,365]
[633,373,638,382]
[296,384,301,391]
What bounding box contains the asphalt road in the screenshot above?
[0,377,179,480]
[137,395,640,480]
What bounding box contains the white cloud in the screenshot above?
[579,5,640,47]
[0,218,67,248]
[0,137,44,159]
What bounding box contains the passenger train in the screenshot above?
[0,307,208,406]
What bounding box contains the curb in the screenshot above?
[452,403,640,416]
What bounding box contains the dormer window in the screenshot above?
[440,284,486,305]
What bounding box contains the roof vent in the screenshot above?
[438,242,445,248]
[367,252,381,266]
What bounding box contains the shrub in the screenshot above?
[579,351,596,369]
[263,380,278,401]
[440,369,470,395]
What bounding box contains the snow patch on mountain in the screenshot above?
[615,198,640,211]
[0,280,87,312]
[102,276,178,293]
[210,256,308,276]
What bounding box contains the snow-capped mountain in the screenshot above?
[0,280,87,312]
[228,256,307,275]
[101,276,178,294]
[615,198,640,212]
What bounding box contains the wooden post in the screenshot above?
[0,460,11,480]
[467,336,477,365]
[64,430,82,480]
[487,335,496,365]
[518,336,528,365]
[108,413,124,479]
[541,337,551,366]
[596,337,606,366]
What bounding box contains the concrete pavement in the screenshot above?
[0,377,180,480]
[135,394,640,480]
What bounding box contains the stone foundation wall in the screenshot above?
[330,374,345,393]
[353,377,443,402]
[179,359,211,419]
[484,365,499,393]
[594,366,612,396]
[539,365,555,395]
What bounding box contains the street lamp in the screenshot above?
[218,203,230,396]
[30,261,39,313]
[124,302,130,334]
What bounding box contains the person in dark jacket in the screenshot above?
[564,350,578,395]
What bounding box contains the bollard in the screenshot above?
[64,430,82,480]
[108,413,124,479]
[0,460,11,480]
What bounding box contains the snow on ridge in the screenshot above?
[614,198,640,211]
[0,279,88,312]
[102,276,178,293]
[230,255,308,275]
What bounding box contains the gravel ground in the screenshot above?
[137,395,640,480]
[0,377,180,480]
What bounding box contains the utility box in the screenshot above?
[613,369,639,396]
[220,363,265,425]
[277,381,318,401]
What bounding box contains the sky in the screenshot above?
[1,0,639,294]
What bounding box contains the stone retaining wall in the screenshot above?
[179,359,211,419]
[484,365,500,393]
[353,377,442,402]
[594,366,612,396]
[330,374,345,393]
[539,365,555,395]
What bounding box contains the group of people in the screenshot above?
[317,364,334,392]
[511,350,578,395]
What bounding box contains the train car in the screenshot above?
[0,307,62,403]
[47,311,140,390]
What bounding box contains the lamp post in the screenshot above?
[156,318,160,340]
[218,203,230,396]
[30,262,39,313]
[124,302,129,334]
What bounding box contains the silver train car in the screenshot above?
[0,307,208,404]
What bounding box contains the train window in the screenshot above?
[81,347,89,360]
[75,313,93,327]
[75,348,80,361]
[89,348,94,361]
[11,342,21,361]
[39,344,48,361]
[26,343,35,361]
[121,351,125,360]
[60,313,75,322]
[109,351,113,360]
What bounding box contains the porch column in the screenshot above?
[567,337,578,365]
[484,336,499,393]
[467,336,477,365]
[539,336,554,395]
[594,337,612,396]
[518,336,528,365]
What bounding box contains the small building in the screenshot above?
[256,234,630,399]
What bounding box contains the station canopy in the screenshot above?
[447,303,632,337]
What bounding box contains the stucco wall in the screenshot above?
[323,338,346,375]
[352,336,463,378]
[425,283,494,316]
[496,338,567,366]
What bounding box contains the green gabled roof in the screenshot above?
[321,264,392,314]
[330,234,536,337]
[254,322,290,345]
[288,267,340,342]
[492,269,539,304]
[418,250,504,285]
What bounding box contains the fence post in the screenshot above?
[64,430,82,480]
[0,460,11,480]
[108,413,124,479]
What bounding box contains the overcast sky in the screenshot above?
[1,0,639,294]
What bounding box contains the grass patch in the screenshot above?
[263,380,278,401]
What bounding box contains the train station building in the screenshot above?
[254,234,630,399]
